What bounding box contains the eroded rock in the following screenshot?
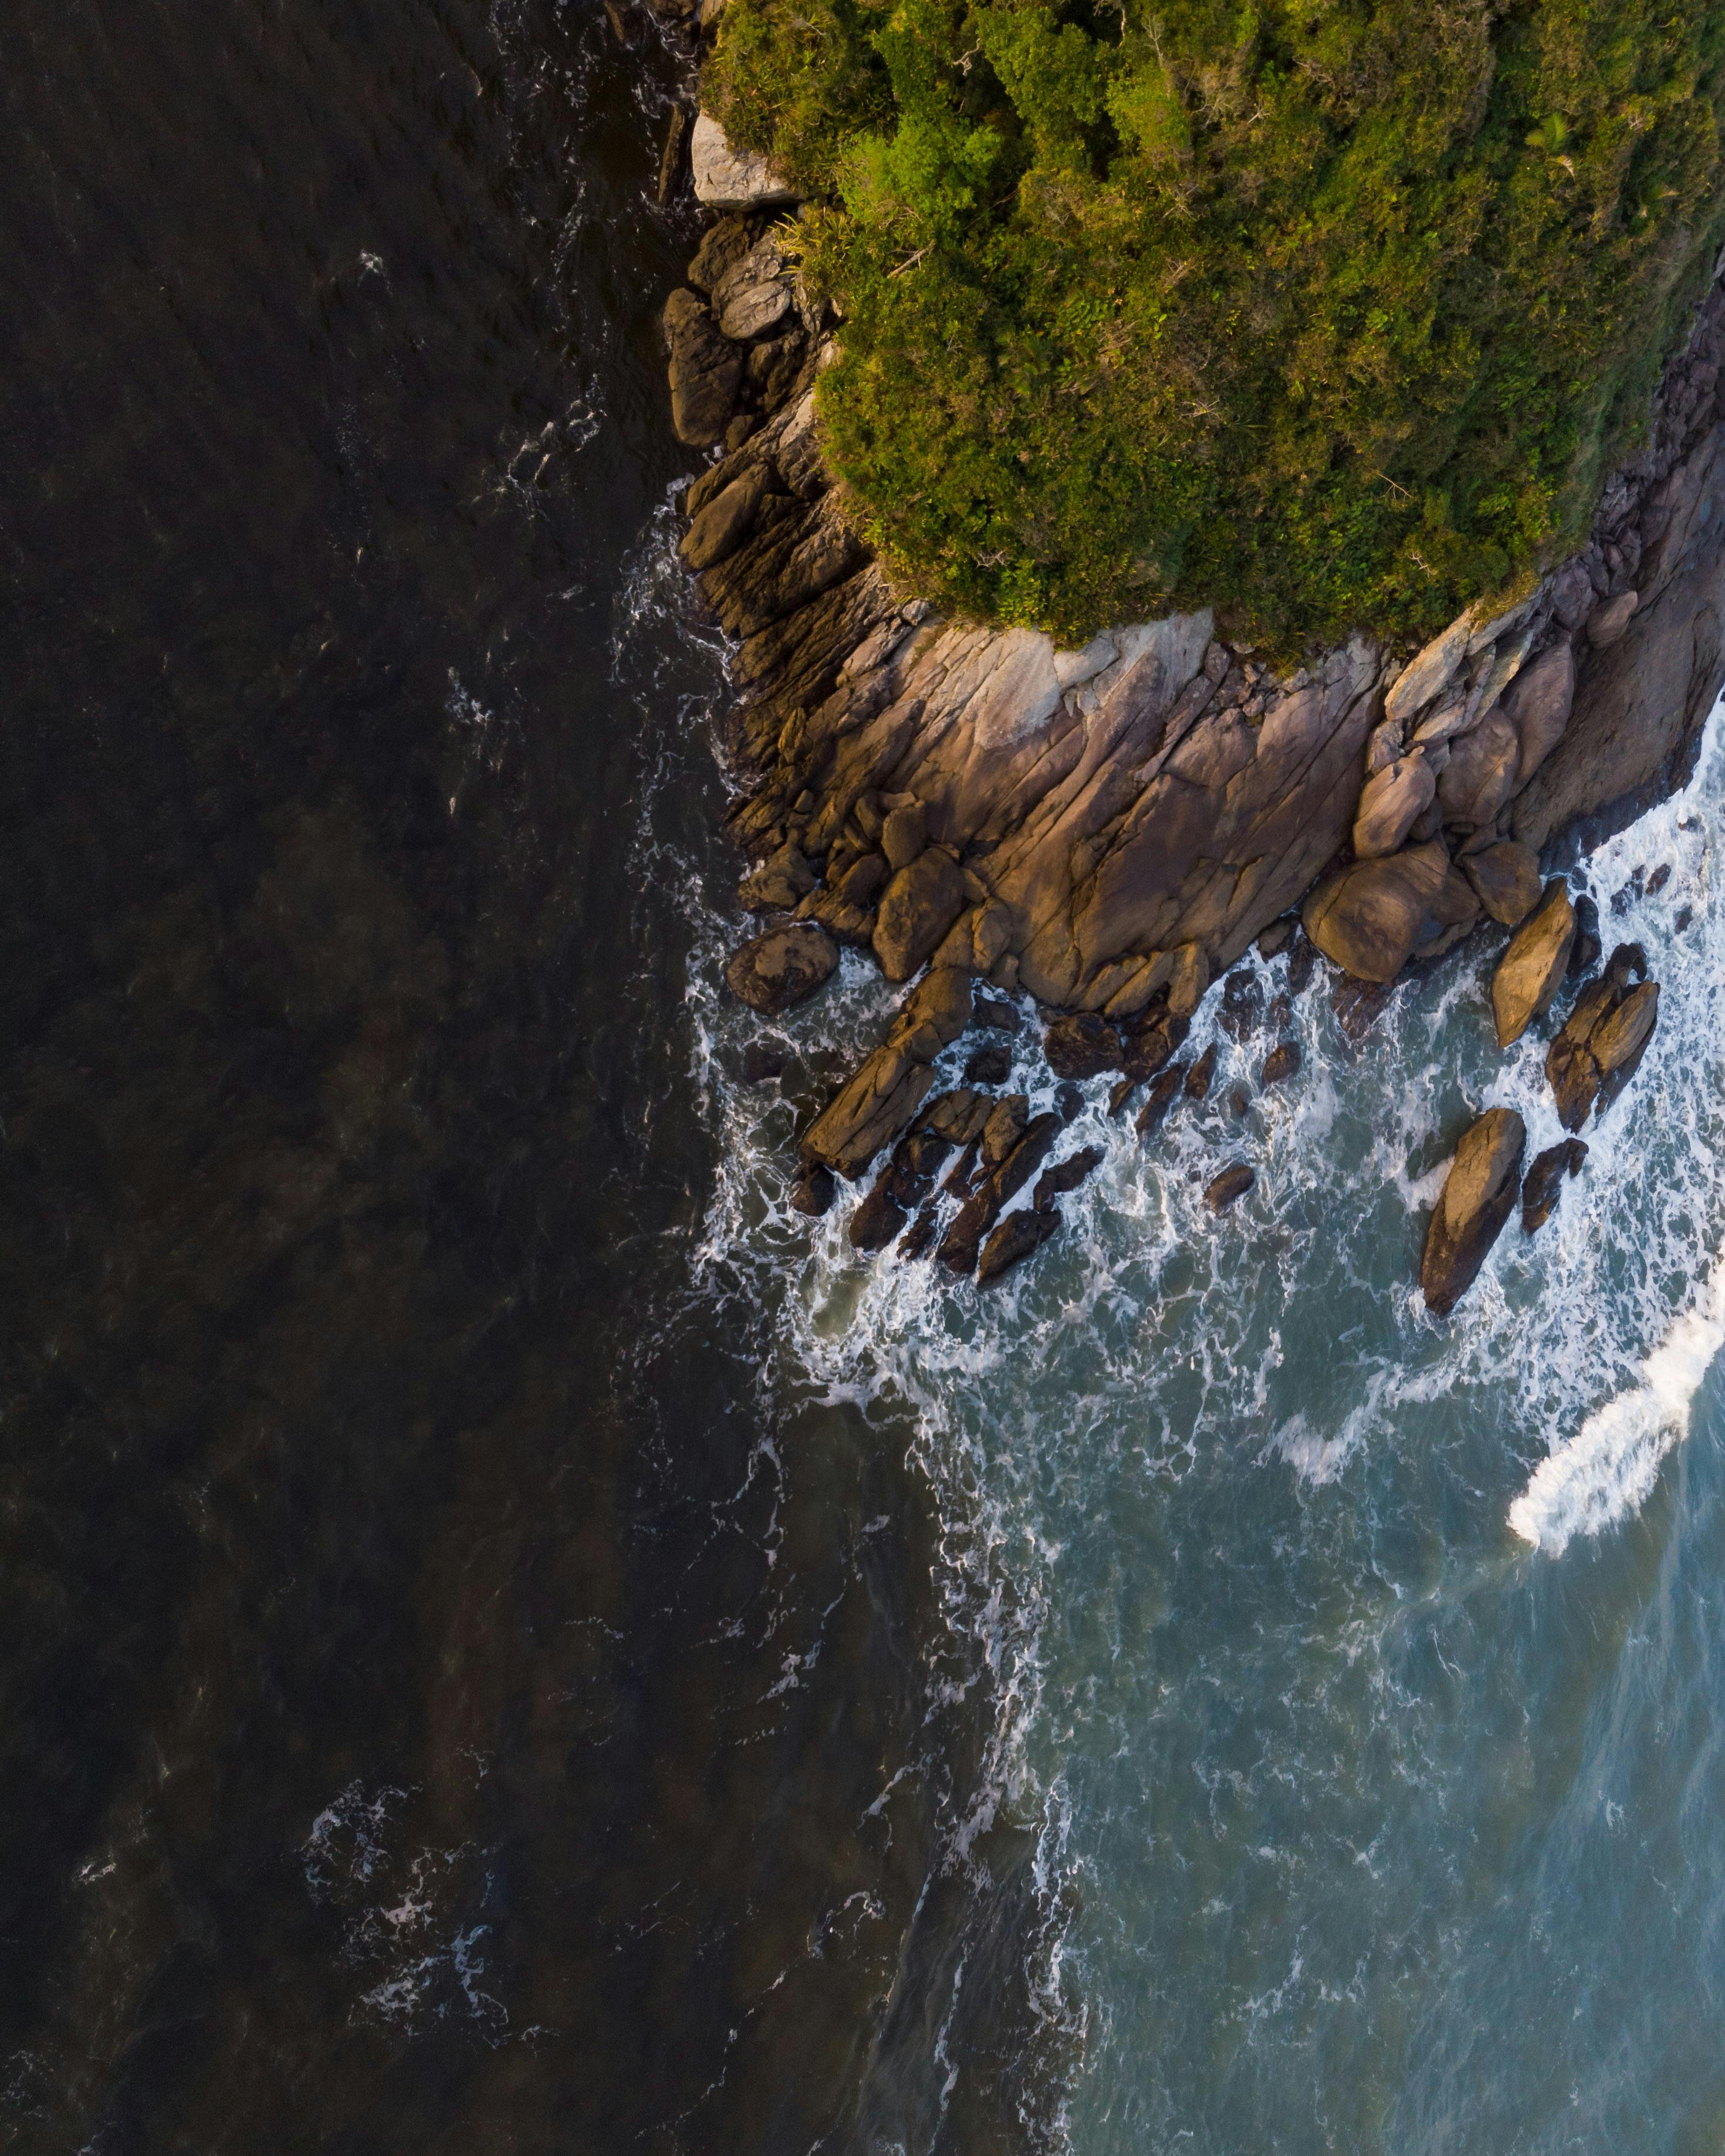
[874,848,966,980]
[978,1204,1060,1284]
[1463,840,1542,928]
[1420,1107,1525,1315]
[726,922,838,1014]
[690,113,799,209]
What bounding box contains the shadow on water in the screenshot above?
[0,0,1057,2147]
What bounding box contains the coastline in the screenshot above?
[655,106,1725,1288]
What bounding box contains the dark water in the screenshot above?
[0,5,1041,2147]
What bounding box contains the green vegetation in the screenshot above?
[705,0,1725,648]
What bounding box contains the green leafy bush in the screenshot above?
[705,0,1725,649]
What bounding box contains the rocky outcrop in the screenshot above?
[659,121,1724,1288]
[1545,943,1660,1130]
[1420,1108,1526,1316]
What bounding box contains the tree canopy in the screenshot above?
[705,0,1725,649]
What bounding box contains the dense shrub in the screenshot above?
[705,0,1725,649]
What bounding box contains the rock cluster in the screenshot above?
[664,117,1713,1297]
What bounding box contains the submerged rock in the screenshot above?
[962,1038,1013,1086]
[1420,1106,1524,1315]
[1260,1041,1301,1087]
[1521,1138,1588,1234]
[790,1163,834,1217]
[1203,1163,1254,1213]
[1490,881,1575,1047]
[726,923,839,1015]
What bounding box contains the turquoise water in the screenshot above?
[659,549,1725,2154]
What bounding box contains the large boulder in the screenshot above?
[690,113,799,209]
[662,288,743,448]
[1490,881,1574,1047]
[1303,842,1466,982]
[1437,708,1521,828]
[1503,640,1575,787]
[873,848,966,981]
[725,923,838,1014]
[977,1203,1061,1284]
[1420,1107,1525,1315]
[1463,839,1542,927]
[1354,752,1436,858]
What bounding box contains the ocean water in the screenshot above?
[11,0,1725,2137]
[662,472,1725,2151]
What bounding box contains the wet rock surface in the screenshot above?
[1421,1107,1526,1316]
[1521,1138,1588,1235]
[725,922,838,1015]
[1491,881,1576,1047]
[1547,943,1660,1130]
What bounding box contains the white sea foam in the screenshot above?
[1510,1248,1725,1553]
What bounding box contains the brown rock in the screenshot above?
[979,1094,1029,1170]
[1437,708,1521,828]
[916,1088,993,1146]
[1420,1107,1525,1315]
[725,923,838,1015]
[800,969,973,1176]
[1033,1145,1105,1209]
[1135,1063,1186,1135]
[711,235,793,341]
[1521,1138,1587,1234]
[873,848,966,981]
[1303,842,1455,982]
[662,287,743,448]
[1502,640,1575,794]
[1592,980,1660,1109]
[1354,753,1436,858]
[1044,1012,1124,1080]
[1185,1044,1217,1098]
[1490,881,1575,1047]
[978,1204,1061,1284]
[1121,1005,1189,1081]
[1260,1041,1301,1087]
[1463,840,1542,928]
[738,841,816,913]
[686,215,754,293]
[898,1205,939,1261]
[963,1039,1012,1086]
[1203,1163,1255,1214]
[681,469,767,571]
[881,800,928,871]
[850,1183,907,1253]
[1587,590,1639,648]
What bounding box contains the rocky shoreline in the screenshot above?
[663,105,1725,1307]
